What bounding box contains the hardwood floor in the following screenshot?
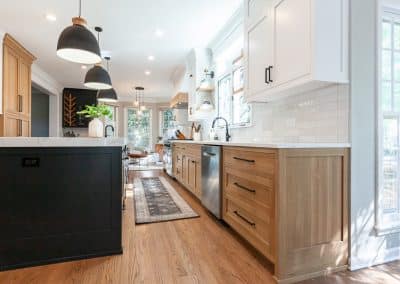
[0,169,399,284]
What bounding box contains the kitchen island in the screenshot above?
[172,140,350,284]
[0,138,125,271]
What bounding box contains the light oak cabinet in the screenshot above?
[222,147,349,283]
[244,0,349,102]
[172,143,202,199]
[0,34,35,137]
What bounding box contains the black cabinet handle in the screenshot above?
[268,66,273,83]
[234,182,256,193]
[234,211,256,227]
[191,160,196,164]
[233,157,255,163]
[265,68,270,84]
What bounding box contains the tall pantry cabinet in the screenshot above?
[0,34,36,137]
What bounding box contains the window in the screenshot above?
[159,109,174,137]
[217,58,251,127]
[127,108,152,151]
[377,9,400,233]
[104,105,117,125]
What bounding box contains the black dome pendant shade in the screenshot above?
[56,0,101,64]
[97,88,118,103]
[84,64,113,90]
[84,29,113,90]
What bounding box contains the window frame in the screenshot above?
[216,57,252,129]
[376,7,400,236]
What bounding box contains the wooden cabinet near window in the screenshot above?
[172,143,202,199]
[0,34,36,137]
[222,146,349,283]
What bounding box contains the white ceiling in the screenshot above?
[0,0,242,102]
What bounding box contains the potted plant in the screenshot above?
[77,105,112,138]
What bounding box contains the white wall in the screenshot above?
[0,30,5,115]
[349,0,400,270]
[31,64,63,137]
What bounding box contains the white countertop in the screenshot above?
[0,137,127,147]
[170,140,351,149]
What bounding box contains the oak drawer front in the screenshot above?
[223,197,274,261]
[186,145,201,158]
[225,171,274,216]
[223,148,277,175]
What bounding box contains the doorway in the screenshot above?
[31,86,50,137]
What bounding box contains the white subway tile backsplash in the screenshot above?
[203,84,349,144]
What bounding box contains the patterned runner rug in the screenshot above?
[134,177,199,224]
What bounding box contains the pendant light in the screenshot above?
[57,0,102,64]
[133,87,140,107]
[134,87,146,115]
[97,57,118,102]
[84,27,113,90]
[140,87,147,111]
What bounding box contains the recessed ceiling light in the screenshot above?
[145,70,151,76]
[81,65,88,70]
[155,29,164,38]
[148,55,155,61]
[45,14,57,22]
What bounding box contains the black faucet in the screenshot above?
[211,117,231,142]
[105,125,115,138]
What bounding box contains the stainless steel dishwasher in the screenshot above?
[201,145,222,219]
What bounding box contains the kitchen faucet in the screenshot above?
[211,117,231,142]
[105,125,115,138]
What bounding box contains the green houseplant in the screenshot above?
[77,105,113,138]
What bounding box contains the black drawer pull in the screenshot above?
[234,211,255,227]
[234,182,256,193]
[233,157,255,163]
[191,160,196,164]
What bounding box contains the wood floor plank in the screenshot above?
[0,170,398,284]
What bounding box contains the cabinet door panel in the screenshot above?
[4,116,19,137]
[4,47,19,114]
[246,16,273,97]
[195,158,202,198]
[274,0,311,86]
[246,0,269,29]
[21,119,30,137]
[19,59,31,116]
[188,158,196,193]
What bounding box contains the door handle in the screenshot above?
[268,66,273,83]
[265,68,270,84]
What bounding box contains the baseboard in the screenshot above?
[0,248,123,272]
[350,254,400,271]
[274,265,348,284]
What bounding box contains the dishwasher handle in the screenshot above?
[203,152,217,157]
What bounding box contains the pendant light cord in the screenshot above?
[78,0,82,18]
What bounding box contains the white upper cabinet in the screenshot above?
[245,2,274,97]
[244,0,349,102]
[246,0,269,29]
[186,48,213,121]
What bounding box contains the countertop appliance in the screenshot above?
[201,145,222,219]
